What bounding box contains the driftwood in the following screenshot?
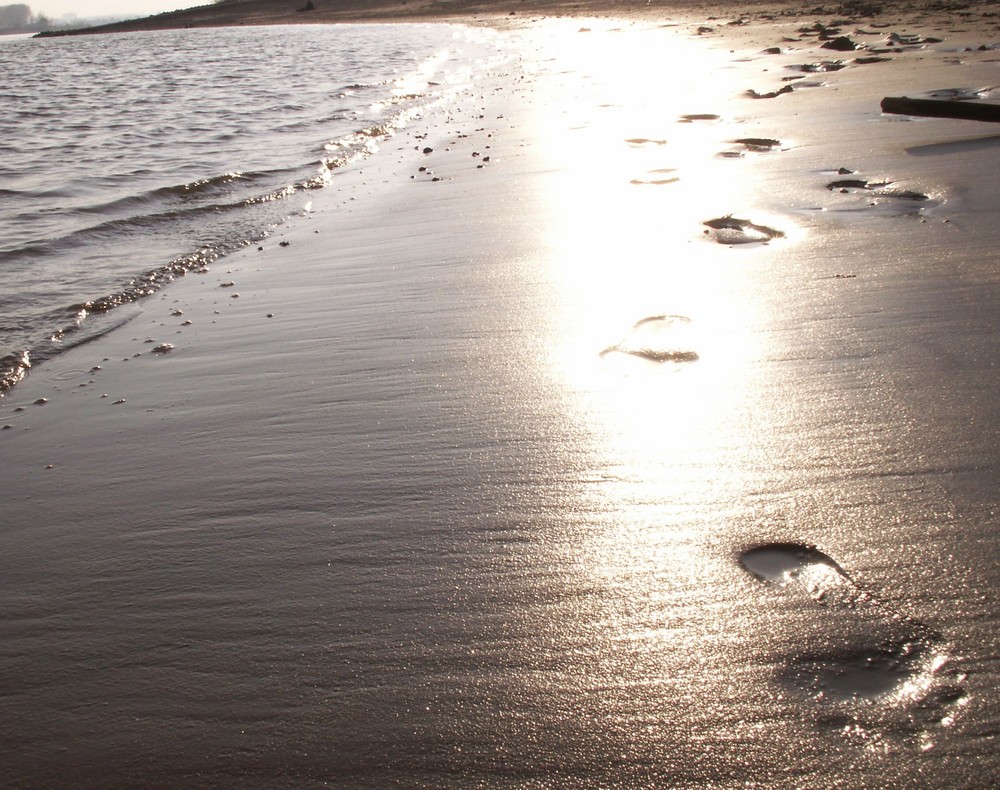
[881,96,1000,123]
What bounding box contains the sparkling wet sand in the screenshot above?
[4,3,1000,786]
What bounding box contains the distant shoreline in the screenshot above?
[32,0,943,37]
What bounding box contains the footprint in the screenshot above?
[825,175,936,216]
[739,542,968,741]
[732,137,782,151]
[703,215,784,245]
[630,168,679,186]
[786,60,847,72]
[719,138,783,158]
[600,315,698,364]
[678,113,720,123]
[925,86,998,100]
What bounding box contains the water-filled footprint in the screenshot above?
[703,216,784,245]
[600,315,698,364]
[630,168,679,186]
[718,138,784,158]
[824,173,938,216]
[739,542,968,744]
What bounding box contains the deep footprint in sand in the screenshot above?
[703,215,784,245]
[739,542,968,740]
[600,315,698,364]
[786,60,847,73]
[825,175,936,215]
[719,138,783,158]
[678,113,720,123]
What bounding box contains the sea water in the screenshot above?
[0,23,503,392]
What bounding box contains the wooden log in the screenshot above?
[881,96,1000,123]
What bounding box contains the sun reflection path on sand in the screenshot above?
[494,20,800,744]
[517,20,782,558]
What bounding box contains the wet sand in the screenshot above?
[5,3,1000,786]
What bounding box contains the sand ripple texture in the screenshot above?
[0,23,504,393]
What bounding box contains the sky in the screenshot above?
[31,1,197,20]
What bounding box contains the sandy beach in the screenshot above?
[4,1,1000,786]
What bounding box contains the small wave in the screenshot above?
[322,111,422,170]
[73,171,260,215]
[0,350,31,395]
[5,184,303,265]
[74,245,236,315]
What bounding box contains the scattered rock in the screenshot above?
[822,36,859,51]
[747,85,795,99]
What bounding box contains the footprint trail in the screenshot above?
[739,542,969,746]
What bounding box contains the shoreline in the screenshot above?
[33,0,998,36]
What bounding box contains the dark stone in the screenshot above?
[821,36,859,51]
